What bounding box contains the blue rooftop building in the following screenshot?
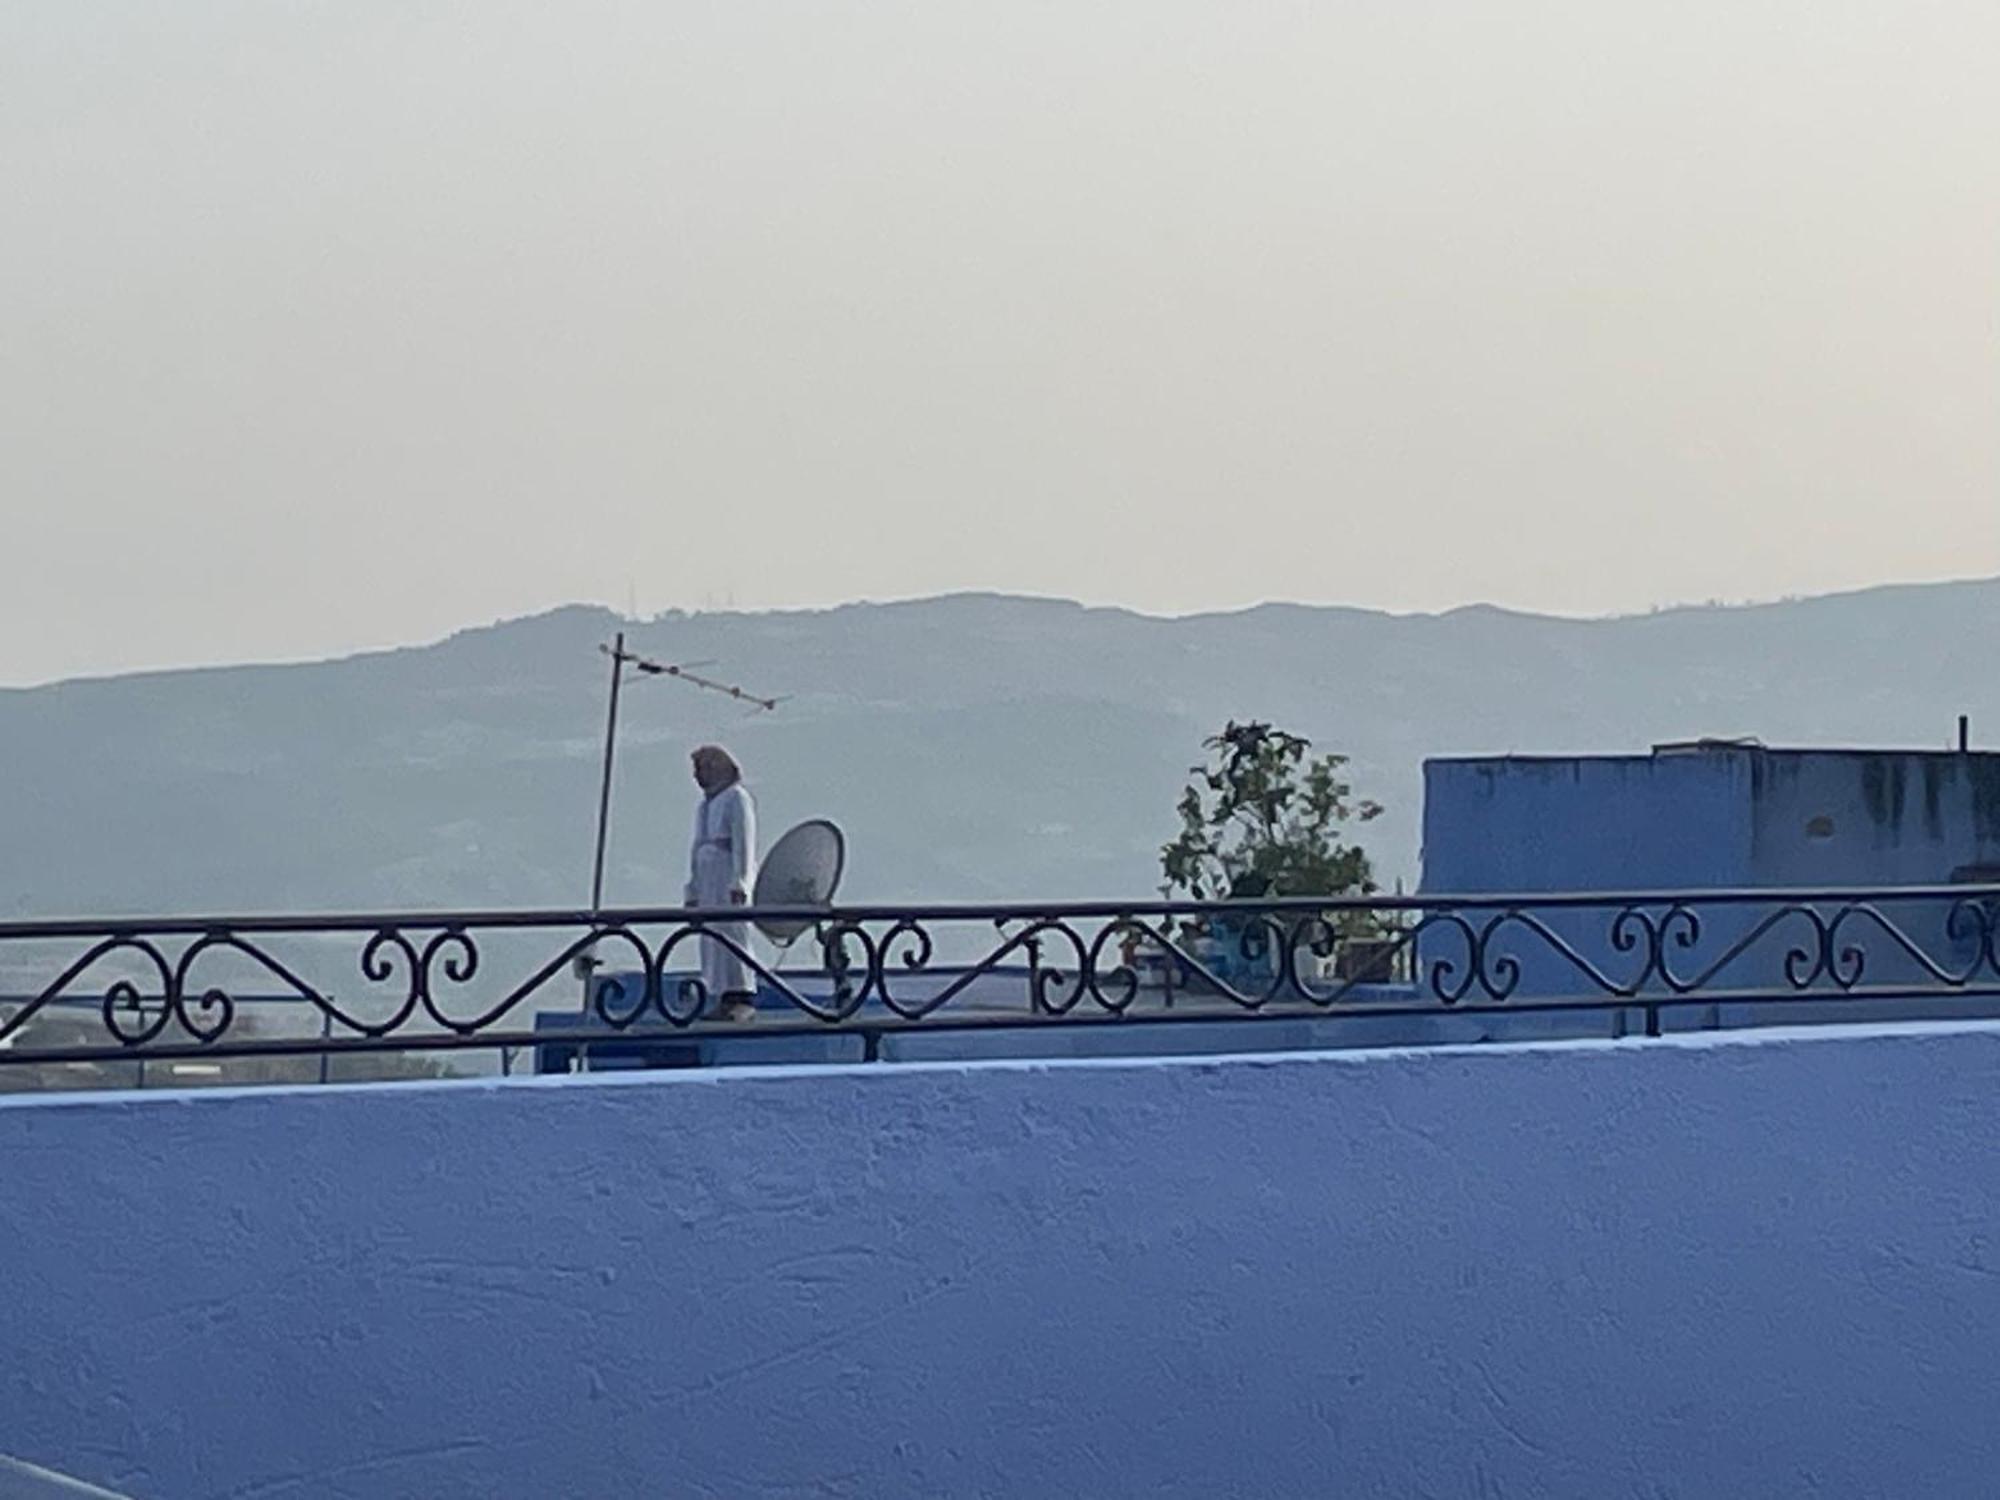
[1420,740,2000,1000]
[1424,740,2000,892]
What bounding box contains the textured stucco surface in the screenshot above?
[6,1025,2000,1498]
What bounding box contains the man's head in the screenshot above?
[691,744,741,794]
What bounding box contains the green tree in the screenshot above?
[1161,720,1383,903]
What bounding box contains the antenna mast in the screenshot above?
[586,635,780,916]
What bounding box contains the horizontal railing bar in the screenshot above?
[3,884,1999,937]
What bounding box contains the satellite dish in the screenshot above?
[752,819,846,945]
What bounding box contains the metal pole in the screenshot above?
[577,631,627,1075]
[589,631,626,914]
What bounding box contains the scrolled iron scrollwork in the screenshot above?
[1946,896,2000,982]
[1286,916,1429,1008]
[99,939,178,1047]
[872,918,941,1019]
[648,917,850,1024]
[1282,914,1342,1005]
[1420,910,1483,1007]
[358,929,425,1035]
[0,936,178,1049]
[1822,901,1995,991]
[418,929,484,1033]
[565,927,654,1028]
[1014,919,1091,1016]
[4,885,2000,1069]
[1468,909,1656,1001]
[1084,918,1151,1013]
[648,923,714,1024]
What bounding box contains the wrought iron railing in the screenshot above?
[2,886,1998,1071]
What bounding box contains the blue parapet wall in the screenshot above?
[7,1028,2000,1497]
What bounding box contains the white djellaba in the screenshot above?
[686,747,758,1013]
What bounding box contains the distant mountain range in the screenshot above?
[4,580,1998,918]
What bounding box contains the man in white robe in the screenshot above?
[685,745,759,1021]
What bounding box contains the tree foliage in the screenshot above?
[1161,720,1383,902]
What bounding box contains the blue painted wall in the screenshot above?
[9,1027,2000,1497]
[1423,747,2000,893]
[1421,748,2000,996]
[1421,752,1754,892]
[1746,751,2000,885]
[1420,752,1753,996]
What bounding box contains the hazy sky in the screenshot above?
[3,2,1995,684]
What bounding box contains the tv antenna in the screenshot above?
[587,631,781,915]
